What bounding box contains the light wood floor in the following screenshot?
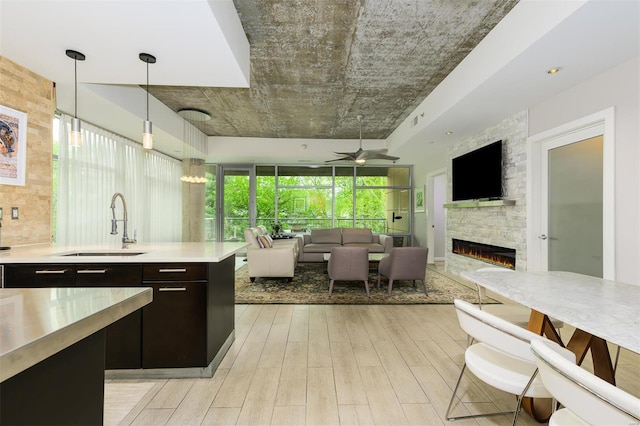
[105,304,640,425]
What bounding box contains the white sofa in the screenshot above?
[243,226,303,281]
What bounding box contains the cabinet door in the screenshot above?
[76,264,143,369]
[3,264,75,287]
[142,263,206,281]
[142,282,207,368]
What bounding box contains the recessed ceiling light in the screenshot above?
[445,131,453,135]
[178,108,212,121]
[547,67,561,75]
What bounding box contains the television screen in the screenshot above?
[452,140,503,201]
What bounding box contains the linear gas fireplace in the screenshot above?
[452,239,516,269]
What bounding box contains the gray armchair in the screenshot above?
[377,247,428,296]
[327,247,370,297]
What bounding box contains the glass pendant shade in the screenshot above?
[139,52,156,150]
[142,120,153,150]
[70,117,82,147]
[66,49,85,148]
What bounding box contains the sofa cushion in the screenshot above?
[311,228,342,244]
[304,243,342,253]
[342,228,373,244]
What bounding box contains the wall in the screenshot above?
[445,111,528,274]
[0,56,54,246]
[412,148,446,249]
[528,57,639,285]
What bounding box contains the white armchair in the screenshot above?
[244,228,299,282]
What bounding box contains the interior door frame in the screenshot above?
[426,168,446,264]
[527,107,615,279]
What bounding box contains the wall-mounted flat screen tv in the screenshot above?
[452,140,503,201]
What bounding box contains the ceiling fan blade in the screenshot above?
[333,151,357,157]
[369,153,400,161]
[325,157,352,163]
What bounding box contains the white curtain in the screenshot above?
[56,114,182,245]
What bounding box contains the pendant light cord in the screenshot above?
[146,62,149,121]
[74,59,78,118]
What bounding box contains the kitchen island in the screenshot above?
[0,242,247,378]
[0,286,152,425]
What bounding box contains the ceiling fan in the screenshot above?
[326,115,399,165]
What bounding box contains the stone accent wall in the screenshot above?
[446,110,528,274]
[0,56,54,246]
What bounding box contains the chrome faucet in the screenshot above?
[110,192,136,248]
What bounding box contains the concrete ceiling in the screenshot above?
[150,0,519,140]
[1,0,638,165]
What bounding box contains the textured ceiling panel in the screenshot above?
[149,0,519,140]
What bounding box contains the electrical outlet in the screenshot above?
[11,207,19,220]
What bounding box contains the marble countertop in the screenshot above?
[0,242,248,264]
[0,287,152,382]
[461,270,640,354]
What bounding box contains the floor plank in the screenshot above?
[104,303,640,425]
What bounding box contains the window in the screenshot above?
[54,114,182,245]
[209,164,411,242]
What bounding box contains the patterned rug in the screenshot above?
[235,262,488,305]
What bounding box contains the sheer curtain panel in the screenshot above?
[56,114,182,246]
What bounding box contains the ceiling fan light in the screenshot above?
[355,158,366,165]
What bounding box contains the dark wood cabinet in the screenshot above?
[75,264,144,369]
[4,264,76,287]
[142,263,207,368]
[207,256,235,362]
[2,256,236,373]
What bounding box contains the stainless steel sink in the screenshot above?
[57,251,146,257]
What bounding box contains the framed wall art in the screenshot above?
[414,186,425,213]
[0,105,27,186]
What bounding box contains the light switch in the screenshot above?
[11,207,19,220]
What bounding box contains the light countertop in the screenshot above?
[0,287,152,382]
[0,242,248,264]
[461,270,640,354]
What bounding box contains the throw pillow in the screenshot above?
[258,235,272,248]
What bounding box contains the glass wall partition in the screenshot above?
[204,165,217,241]
[208,164,412,245]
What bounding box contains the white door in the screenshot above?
[528,109,615,279]
[543,135,603,277]
[426,169,446,263]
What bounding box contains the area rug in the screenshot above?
[235,262,488,305]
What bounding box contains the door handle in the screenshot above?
[392,212,403,223]
[158,268,187,273]
[159,287,187,292]
[538,234,548,240]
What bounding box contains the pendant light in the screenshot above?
[139,53,156,150]
[65,49,85,147]
[179,108,210,184]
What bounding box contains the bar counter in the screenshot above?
[0,287,152,425]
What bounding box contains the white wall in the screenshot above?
[411,148,447,249]
[528,57,639,285]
